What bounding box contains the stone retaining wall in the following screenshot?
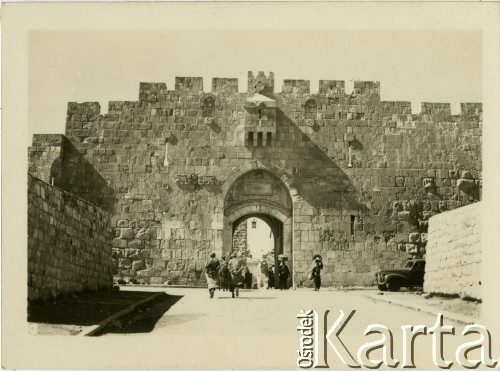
[424,202,481,299]
[28,174,113,301]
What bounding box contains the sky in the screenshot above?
[247,219,274,261]
[28,30,481,138]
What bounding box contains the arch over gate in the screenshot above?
[223,167,294,287]
[221,160,299,203]
[225,199,291,224]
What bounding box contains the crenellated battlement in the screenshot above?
[282,79,310,94]
[380,101,412,114]
[66,73,481,129]
[138,82,168,103]
[212,77,239,95]
[354,80,380,90]
[175,77,203,92]
[318,80,345,96]
[248,71,274,80]
[461,103,482,117]
[130,73,479,111]
[248,71,275,97]
[421,102,451,116]
[67,101,101,118]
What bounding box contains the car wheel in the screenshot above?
[386,279,401,292]
[377,284,387,291]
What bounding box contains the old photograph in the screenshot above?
[2,2,499,369]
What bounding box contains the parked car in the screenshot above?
[375,259,426,291]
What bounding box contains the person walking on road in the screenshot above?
[228,253,245,298]
[205,252,220,299]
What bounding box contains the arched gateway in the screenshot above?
[222,168,294,287]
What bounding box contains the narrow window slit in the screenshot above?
[247,132,254,146]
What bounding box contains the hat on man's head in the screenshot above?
[278,254,288,261]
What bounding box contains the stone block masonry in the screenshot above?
[28,174,113,301]
[28,71,482,287]
[424,202,481,300]
[232,221,248,256]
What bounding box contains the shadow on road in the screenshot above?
[103,294,183,334]
[28,290,158,326]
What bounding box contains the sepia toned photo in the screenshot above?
[2,2,499,369]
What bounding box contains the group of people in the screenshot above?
[258,259,290,290]
[204,252,293,298]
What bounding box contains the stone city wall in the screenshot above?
[28,174,113,301]
[424,202,482,300]
[28,71,482,287]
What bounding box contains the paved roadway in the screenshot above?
[109,287,471,369]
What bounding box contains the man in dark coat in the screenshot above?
[311,256,324,291]
[278,260,290,290]
[268,265,275,289]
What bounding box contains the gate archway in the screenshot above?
[223,168,294,287]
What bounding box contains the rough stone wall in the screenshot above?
[424,202,481,299]
[28,174,113,301]
[28,71,482,287]
[232,221,248,257]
